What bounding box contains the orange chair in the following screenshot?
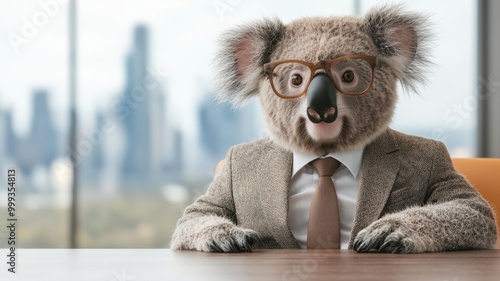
[215,160,225,175]
[452,158,500,241]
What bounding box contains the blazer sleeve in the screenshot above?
[425,141,495,219]
[419,141,497,249]
[170,147,237,250]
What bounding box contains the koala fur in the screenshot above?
[171,5,497,253]
[216,5,432,155]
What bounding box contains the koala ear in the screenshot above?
[364,4,433,92]
[215,18,285,106]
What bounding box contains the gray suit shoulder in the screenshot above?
[224,138,292,178]
[387,128,446,153]
[229,138,288,158]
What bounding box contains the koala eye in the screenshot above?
[290,74,303,86]
[342,71,355,83]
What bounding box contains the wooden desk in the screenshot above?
[1,249,499,281]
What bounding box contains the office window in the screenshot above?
[0,0,477,248]
[365,0,477,156]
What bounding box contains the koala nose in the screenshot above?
[306,74,338,124]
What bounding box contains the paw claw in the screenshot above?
[379,240,400,253]
[354,219,416,254]
[245,231,261,247]
[203,226,260,253]
[207,241,223,252]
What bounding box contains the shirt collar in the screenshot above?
[292,145,365,178]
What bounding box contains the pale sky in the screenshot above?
[1,0,476,142]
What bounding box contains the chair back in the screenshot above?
[452,158,500,240]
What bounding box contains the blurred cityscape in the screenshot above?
[1,24,263,193]
[0,24,263,248]
[0,23,473,248]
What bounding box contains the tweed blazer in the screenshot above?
[176,129,491,249]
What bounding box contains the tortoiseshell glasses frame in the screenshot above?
[263,55,377,99]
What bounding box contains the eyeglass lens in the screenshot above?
[271,58,372,97]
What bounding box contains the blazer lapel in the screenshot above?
[256,142,300,249]
[348,129,401,248]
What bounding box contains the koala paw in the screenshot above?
[353,219,424,254]
[198,224,261,253]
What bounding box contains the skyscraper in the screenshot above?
[30,90,59,165]
[120,25,167,188]
[3,110,17,160]
[79,110,106,186]
[9,90,59,175]
[199,95,261,165]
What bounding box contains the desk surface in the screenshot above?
[1,249,499,281]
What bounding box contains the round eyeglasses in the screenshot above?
[264,55,377,99]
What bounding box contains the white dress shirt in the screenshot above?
[288,146,365,249]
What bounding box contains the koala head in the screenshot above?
[215,5,431,155]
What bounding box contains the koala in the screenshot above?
[171,5,497,253]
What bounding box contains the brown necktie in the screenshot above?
[307,157,341,249]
